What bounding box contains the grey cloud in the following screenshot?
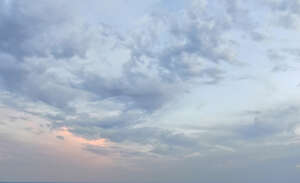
[0,53,28,90]
[267,0,300,28]
[269,0,300,16]
[272,64,294,72]
[283,48,300,57]
[267,49,286,61]
[182,104,300,148]
[3,1,300,182]
[79,73,176,113]
[55,112,143,132]
[0,121,6,126]
[69,124,196,146]
[250,31,266,42]
[233,105,300,140]
[0,1,93,109]
[267,49,296,72]
[125,0,252,85]
[69,124,203,156]
[0,0,247,115]
[0,0,72,59]
[0,57,78,109]
[56,136,64,140]
[84,144,148,158]
[0,1,245,149]
[236,120,281,139]
[0,0,274,160]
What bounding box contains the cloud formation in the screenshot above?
[1,0,300,182]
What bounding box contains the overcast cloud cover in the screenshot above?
[1,0,300,182]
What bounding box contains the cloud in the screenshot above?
[3,0,300,182]
[267,0,300,28]
[0,0,247,142]
[56,136,64,140]
[78,72,179,112]
[231,104,300,142]
[1,0,300,167]
[83,144,149,158]
[0,1,282,164]
[71,125,205,157]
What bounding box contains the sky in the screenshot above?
[1,0,300,182]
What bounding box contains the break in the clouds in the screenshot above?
[1,0,300,182]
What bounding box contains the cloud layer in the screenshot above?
[1,0,300,182]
